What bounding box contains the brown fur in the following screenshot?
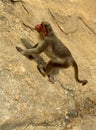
[16,21,88,85]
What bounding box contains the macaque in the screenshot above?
[16,21,88,85]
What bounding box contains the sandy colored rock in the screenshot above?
[0,0,96,130]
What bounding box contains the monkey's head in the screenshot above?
[35,22,53,36]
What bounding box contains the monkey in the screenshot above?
[16,21,88,85]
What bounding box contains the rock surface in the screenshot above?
[0,0,96,130]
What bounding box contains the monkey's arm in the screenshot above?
[16,40,47,56]
[21,38,38,49]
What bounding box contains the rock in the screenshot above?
[0,0,96,130]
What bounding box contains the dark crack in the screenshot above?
[22,3,29,15]
[78,16,96,35]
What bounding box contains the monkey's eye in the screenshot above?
[44,24,47,28]
[41,23,43,27]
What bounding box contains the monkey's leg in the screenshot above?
[45,61,58,83]
[37,62,56,82]
[45,60,69,83]
[46,60,69,74]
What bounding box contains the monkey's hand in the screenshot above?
[16,46,27,56]
[16,46,24,53]
[16,46,34,59]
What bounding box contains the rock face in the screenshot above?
[0,0,96,130]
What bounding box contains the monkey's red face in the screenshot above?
[35,22,49,36]
[35,23,43,32]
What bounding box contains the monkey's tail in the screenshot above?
[72,60,88,85]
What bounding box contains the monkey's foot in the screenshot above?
[37,64,46,77]
[27,55,34,60]
[48,75,55,83]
